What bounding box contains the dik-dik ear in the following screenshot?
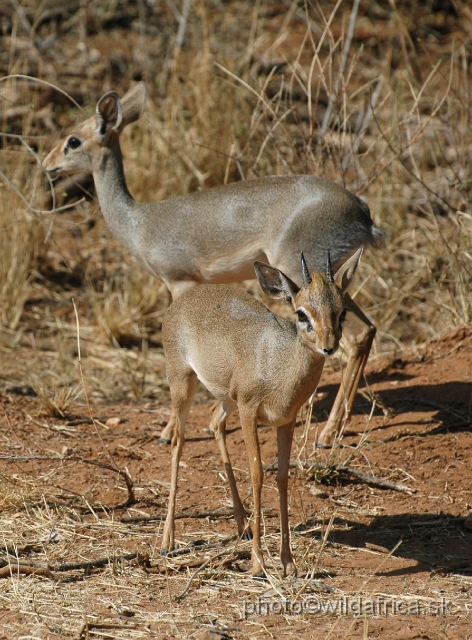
[96,91,123,137]
[334,246,363,292]
[96,84,146,138]
[120,82,146,130]
[254,261,300,307]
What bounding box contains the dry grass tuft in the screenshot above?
[33,384,81,418]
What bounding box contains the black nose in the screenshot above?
[323,347,334,356]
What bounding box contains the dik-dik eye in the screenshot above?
[296,309,312,332]
[66,136,82,150]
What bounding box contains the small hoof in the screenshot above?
[314,441,332,449]
[158,437,171,445]
[240,531,253,541]
[252,572,268,582]
[204,428,214,436]
[160,549,168,556]
[284,562,297,578]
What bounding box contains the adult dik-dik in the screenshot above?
[43,83,386,444]
[161,249,363,577]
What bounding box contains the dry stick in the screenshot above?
[0,452,133,506]
[283,0,323,36]
[325,539,403,640]
[174,549,235,602]
[162,0,191,88]
[370,59,456,214]
[0,168,85,216]
[164,536,237,559]
[122,507,238,523]
[307,514,335,584]
[0,74,84,110]
[72,300,135,506]
[122,507,279,525]
[319,0,360,142]
[55,552,138,573]
[264,460,414,494]
[77,622,138,639]
[341,76,384,175]
[0,564,53,579]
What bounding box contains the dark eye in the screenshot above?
[296,309,312,332]
[296,310,307,322]
[67,136,82,150]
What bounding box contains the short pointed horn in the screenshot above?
[300,252,312,286]
[326,250,334,283]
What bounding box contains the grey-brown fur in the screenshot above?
[161,250,362,577]
[43,83,385,443]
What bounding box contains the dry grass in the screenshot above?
[0,1,471,355]
[0,2,472,637]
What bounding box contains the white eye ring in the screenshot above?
[296,309,313,332]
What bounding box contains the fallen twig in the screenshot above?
[54,552,138,573]
[0,564,53,579]
[78,621,138,639]
[121,507,239,524]
[174,549,235,601]
[264,460,414,494]
[164,536,237,559]
[0,452,136,506]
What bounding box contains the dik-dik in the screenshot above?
[43,83,385,443]
[161,248,362,577]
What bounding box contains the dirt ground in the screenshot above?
[0,324,470,639]
[0,1,471,637]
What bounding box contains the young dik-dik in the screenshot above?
[43,83,385,443]
[161,248,363,577]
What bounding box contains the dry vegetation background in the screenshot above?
[0,0,471,638]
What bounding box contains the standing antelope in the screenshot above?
[43,83,385,444]
[161,249,363,577]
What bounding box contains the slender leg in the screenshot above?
[239,407,265,577]
[468,386,472,426]
[211,401,250,539]
[319,294,376,445]
[159,280,197,445]
[276,420,296,577]
[161,371,199,554]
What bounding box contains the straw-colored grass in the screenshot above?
[0,3,471,636]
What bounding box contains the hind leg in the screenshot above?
[161,370,199,554]
[211,401,251,539]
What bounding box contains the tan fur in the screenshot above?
[43,84,385,443]
[161,249,362,577]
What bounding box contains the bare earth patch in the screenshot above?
[0,327,470,639]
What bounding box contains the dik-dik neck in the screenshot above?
[93,138,143,251]
[285,333,326,395]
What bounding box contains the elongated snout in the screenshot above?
[315,326,340,357]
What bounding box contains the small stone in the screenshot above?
[309,484,328,498]
[106,417,122,427]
